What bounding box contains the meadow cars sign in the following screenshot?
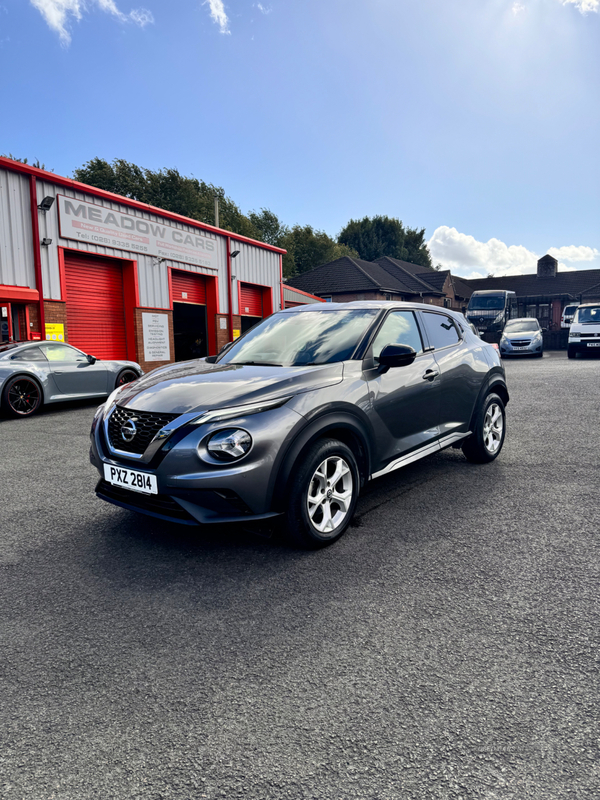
[58,195,218,269]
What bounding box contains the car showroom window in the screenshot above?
[11,347,47,361]
[371,311,423,361]
[422,312,461,350]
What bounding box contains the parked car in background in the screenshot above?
[91,302,509,549]
[0,341,142,417]
[561,303,580,328]
[568,303,600,359]
[499,318,544,358]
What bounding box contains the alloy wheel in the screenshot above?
[117,369,139,387]
[306,455,353,535]
[483,402,503,454]
[7,378,41,416]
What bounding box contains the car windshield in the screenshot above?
[574,306,600,324]
[219,309,379,366]
[468,296,505,311]
[504,320,539,332]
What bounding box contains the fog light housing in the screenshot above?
[206,429,252,462]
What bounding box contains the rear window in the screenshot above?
[422,312,461,349]
[11,347,47,362]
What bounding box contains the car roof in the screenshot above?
[576,303,600,309]
[280,300,466,320]
[505,317,539,323]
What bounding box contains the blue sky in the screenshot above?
[1,0,599,277]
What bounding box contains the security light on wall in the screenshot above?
[41,238,52,246]
[38,196,55,212]
[230,250,240,258]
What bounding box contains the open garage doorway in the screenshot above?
[173,302,207,361]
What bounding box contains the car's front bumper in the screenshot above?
[499,339,543,356]
[90,403,304,526]
[568,339,600,354]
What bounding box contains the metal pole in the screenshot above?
[28,176,46,339]
[214,195,219,229]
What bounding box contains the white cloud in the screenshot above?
[30,0,153,45]
[204,0,230,33]
[561,0,599,12]
[512,2,525,14]
[255,2,271,13]
[428,226,599,278]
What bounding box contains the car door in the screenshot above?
[419,311,483,439]
[365,309,441,469]
[40,343,108,396]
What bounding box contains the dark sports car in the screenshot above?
[0,341,142,417]
[91,301,509,548]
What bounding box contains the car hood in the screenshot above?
[113,359,345,414]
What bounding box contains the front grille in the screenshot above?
[581,333,600,338]
[96,479,197,524]
[510,339,531,347]
[107,405,179,455]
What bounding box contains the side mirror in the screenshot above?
[378,344,417,371]
[542,328,548,333]
[86,354,97,364]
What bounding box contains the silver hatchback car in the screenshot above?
[499,318,544,357]
[90,302,509,548]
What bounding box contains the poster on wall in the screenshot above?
[142,313,170,362]
[58,195,219,270]
[45,323,65,341]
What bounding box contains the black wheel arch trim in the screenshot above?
[467,371,509,433]
[267,404,375,513]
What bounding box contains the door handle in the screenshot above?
[422,369,439,381]
[54,371,63,374]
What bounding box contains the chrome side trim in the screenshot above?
[370,431,471,480]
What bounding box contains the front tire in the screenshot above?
[285,439,360,549]
[567,346,577,359]
[2,375,43,417]
[115,368,139,388]
[462,393,506,464]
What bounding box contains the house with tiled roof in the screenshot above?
[465,255,600,330]
[286,255,471,311]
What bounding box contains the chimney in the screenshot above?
[537,254,558,278]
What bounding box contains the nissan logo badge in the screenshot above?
[121,419,138,442]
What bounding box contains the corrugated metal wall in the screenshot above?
[0,169,35,289]
[232,241,281,315]
[35,180,229,309]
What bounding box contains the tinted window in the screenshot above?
[40,344,84,362]
[422,312,461,349]
[11,346,47,362]
[371,311,423,361]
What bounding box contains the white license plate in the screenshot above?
[104,463,158,494]
[512,346,529,350]
[586,342,600,347]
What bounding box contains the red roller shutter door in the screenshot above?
[172,270,206,304]
[64,253,127,360]
[240,283,263,316]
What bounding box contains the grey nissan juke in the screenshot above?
[90,302,509,548]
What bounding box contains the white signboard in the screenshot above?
[58,195,218,269]
[142,313,171,362]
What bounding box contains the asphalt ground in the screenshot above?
[0,351,598,800]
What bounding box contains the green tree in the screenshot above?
[73,158,259,240]
[248,208,289,247]
[338,215,432,268]
[1,153,53,171]
[281,225,357,278]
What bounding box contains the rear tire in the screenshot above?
[462,393,506,464]
[2,375,43,418]
[285,438,360,549]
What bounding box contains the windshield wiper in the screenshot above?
[230,360,283,367]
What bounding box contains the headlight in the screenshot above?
[570,331,580,339]
[192,395,290,425]
[206,429,252,462]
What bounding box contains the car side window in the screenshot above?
[40,344,84,362]
[422,312,461,350]
[11,346,47,362]
[371,311,423,361]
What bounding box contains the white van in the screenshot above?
[568,304,600,359]
[561,303,580,328]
